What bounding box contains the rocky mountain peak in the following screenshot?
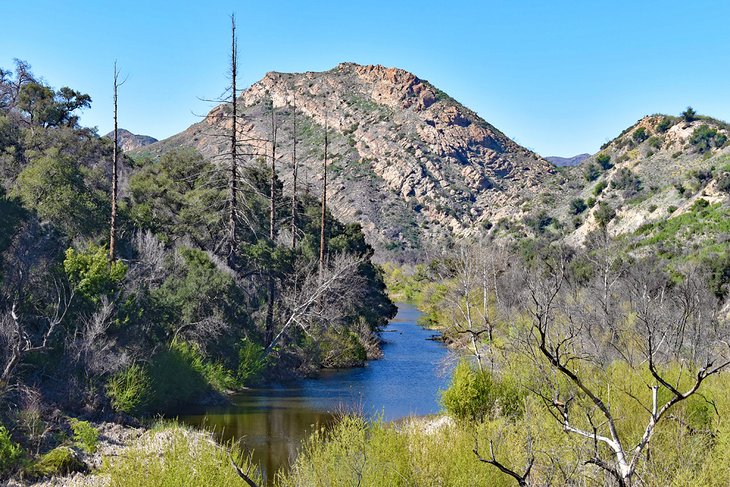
[142,64,555,261]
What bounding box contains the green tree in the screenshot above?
[682,106,697,122]
[13,147,104,236]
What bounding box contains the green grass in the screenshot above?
[99,423,261,487]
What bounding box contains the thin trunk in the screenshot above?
[227,14,238,263]
[109,62,119,262]
[265,100,277,345]
[291,95,298,249]
[319,100,328,280]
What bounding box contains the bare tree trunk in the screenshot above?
[291,94,298,249]
[265,99,277,346]
[109,62,119,262]
[227,14,238,263]
[319,98,328,280]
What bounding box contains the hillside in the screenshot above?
[137,63,554,261]
[545,153,590,166]
[510,113,730,260]
[106,128,158,152]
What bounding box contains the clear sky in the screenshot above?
[2,0,729,156]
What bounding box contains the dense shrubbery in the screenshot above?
[0,60,394,480]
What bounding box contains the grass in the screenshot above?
[99,422,261,487]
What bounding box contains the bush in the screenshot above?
[237,338,266,386]
[586,197,596,207]
[570,198,587,215]
[690,124,725,153]
[718,172,730,194]
[596,153,612,170]
[610,168,642,197]
[106,364,152,415]
[147,342,213,412]
[441,360,523,422]
[584,163,601,182]
[633,127,649,143]
[99,424,260,487]
[69,419,99,454]
[594,202,616,227]
[64,244,127,302]
[667,205,678,214]
[31,446,86,477]
[0,425,23,476]
[657,116,674,133]
[593,180,608,197]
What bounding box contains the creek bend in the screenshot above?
[176,303,453,483]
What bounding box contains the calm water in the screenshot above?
[179,303,452,483]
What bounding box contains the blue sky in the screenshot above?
[2,0,729,156]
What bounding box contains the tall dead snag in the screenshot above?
[264,98,277,346]
[318,97,328,280]
[109,62,120,262]
[290,94,298,249]
[227,13,239,263]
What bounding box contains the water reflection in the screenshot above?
[179,303,452,484]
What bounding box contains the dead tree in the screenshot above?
[265,253,363,354]
[290,94,298,249]
[109,62,121,261]
[227,13,239,262]
[521,252,730,487]
[474,437,534,487]
[319,95,329,280]
[0,284,73,393]
[264,97,278,346]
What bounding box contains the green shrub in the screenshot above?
[237,338,266,386]
[594,202,616,227]
[64,244,127,301]
[106,364,152,415]
[667,205,678,214]
[147,341,213,411]
[32,446,86,477]
[69,419,99,453]
[584,163,601,182]
[717,172,730,194]
[690,124,725,153]
[657,116,674,133]
[633,126,649,143]
[441,360,523,422]
[0,425,23,476]
[586,197,596,207]
[647,136,663,149]
[593,180,608,196]
[570,198,587,215]
[610,168,642,197]
[99,424,260,487]
[596,152,612,170]
[648,204,658,213]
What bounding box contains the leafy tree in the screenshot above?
[13,147,105,236]
[682,106,697,122]
[17,82,90,128]
[129,148,227,247]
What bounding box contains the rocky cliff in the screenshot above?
[138,63,554,261]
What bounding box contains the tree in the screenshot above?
[519,252,730,486]
[291,94,299,249]
[264,97,278,345]
[319,97,329,280]
[109,62,122,261]
[682,106,697,122]
[227,13,239,263]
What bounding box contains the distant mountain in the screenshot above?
[106,129,158,152]
[546,153,591,166]
[139,62,554,261]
